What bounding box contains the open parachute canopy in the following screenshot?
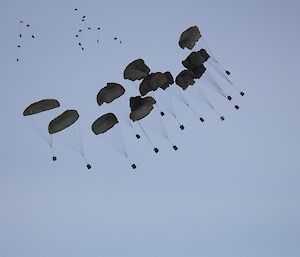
[48,109,79,134]
[97,83,125,106]
[124,59,150,81]
[175,69,196,90]
[91,113,119,135]
[179,26,201,50]
[139,71,174,96]
[23,99,60,116]
[129,96,156,121]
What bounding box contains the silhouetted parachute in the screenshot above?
[23,99,60,116]
[139,72,174,96]
[92,113,136,169]
[129,96,156,122]
[124,59,150,81]
[48,110,79,134]
[179,26,201,50]
[92,112,119,135]
[175,70,196,90]
[49,110,91,169]
[97,83,125,106]
[129,96,178,151]
[23,99,60,161]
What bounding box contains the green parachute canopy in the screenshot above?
[179,26,201,50]
[97,83,125,106]
[48,110,79,134]
[23,99,60,116]
[175,70,196,90]
[124,59,150,81]
[129,96,156,121]
[92,113,119,135]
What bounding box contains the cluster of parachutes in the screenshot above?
[23,25,245,171]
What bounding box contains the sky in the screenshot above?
[0,0,300,256]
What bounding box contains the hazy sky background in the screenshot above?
[0,0,300,256]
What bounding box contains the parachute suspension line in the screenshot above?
[163,91,184,129]
[117,102,140,139]
[205,69,240,110]
[202,37,231,75]
[152,108,178,151]
[181,92,205,122]
[26,118,51,147]
[168,87,204,122]
[49,135,57,161]
[77,119,92,169]
[111,124,136,169]
[207,59,245,96]
[137,121,159,153]
[151,92,165,117]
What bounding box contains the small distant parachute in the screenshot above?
[179,26,201,50]
[97,83,125,106]
[124,59,150,81]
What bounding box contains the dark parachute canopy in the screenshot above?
[139,71,174,96]
[129,96,156,121]
[175,70,196,90]
[97,83,125,106]
[182,51,207,79]
[23,99,60,116]
[48,109,79,134]
[91,113,118,134]
[179,26,201,50]
[182,51,206,69]
[124,59,150,81]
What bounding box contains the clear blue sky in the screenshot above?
[0,0,299,256]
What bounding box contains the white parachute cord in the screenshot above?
[169,87,204,121]
[204,69,228,98]
[117,101,141,139]
[201,37,229,70]
[161,89,184,128]
[150,92,165,117]
[26,119,51,146]
[191,86,224,118]
[137,121,157,151]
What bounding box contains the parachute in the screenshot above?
[92,113,136,169]
[49,110,91,169]
[23,99,60,161]
[179,26,201,50]
[124,59,150,81]
[23,99,60,116]
[129,96,178,152]
[48,109,79,134]
[97,83,125,106]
